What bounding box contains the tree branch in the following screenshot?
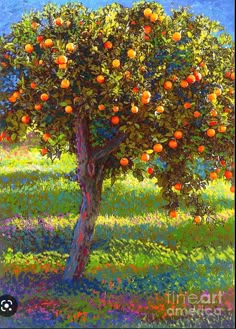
[93,133,126,161]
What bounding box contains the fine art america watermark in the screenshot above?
[165,291,225,317]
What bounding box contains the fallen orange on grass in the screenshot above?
[169,210,178,218]
[194,216,202,224]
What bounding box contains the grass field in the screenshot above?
[0,145,234,328]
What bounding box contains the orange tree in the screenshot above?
[0,1,234,280]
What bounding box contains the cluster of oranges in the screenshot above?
[143,8,165,24]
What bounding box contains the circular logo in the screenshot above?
[0,295,18,317]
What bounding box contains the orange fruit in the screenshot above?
[150,13,158,22]
[39,41,46,49]
[174,183,182,191]
[44,39,53,47]
[104,41,113,49]
[113,106,119,112]
[169,210,177,218]
[186,74,196,84]
[42,133,50,142]
[132,87,139,93]
[30,82,37,89]
[224,71,231,78]
[172,32,181,42]
[153,143,163,153]
[37,35,44,43]
[58,55,68,64]
[13,91,20,99]
[207,93,217,102]
[141,153,150,162]
[124,71,131,80]
[21,115,30,124]
[199,61,206,67]
[127,49,136,59]
[25,44,34,53]
[65,105,73,113]
[169,140,178,149]
[174,131,183,139]
[210,172,217,180]
[131,106,139,113]
[8,96,16,103]
[144,25,152,34]
[143,8,152,17]
[34,104,42,111]
[214,88,222,96]
[180,80,188,88]
[61,79,70,88]
[39,60,44,65]
[120,158,129,166]
[142,91,151,99]
[194,72,202,81]
[156,106,164,113]
[112,59,120,68]
[198,145,205,153]
[55,17,63,26]
[141,97,150,104]
[164,81,172,90]
[224,107,231,113]
[66,43,75,52]
[111,116,119,125]
[193,111,201,118]
[230,72,234,80]
[230,186,235,193]
[194,216,202,224]
[224,171,233,179]
[147,167,154,174]
[98,104,105,111]
[211,109,217,117]
[59,63,67,69]
[31,22,39,30]
[218,125,227,133]
[40,93,49,101]
[206,128,215,137]
[41,148,48,156]
[97,75,105,83]
[184,102,191,109]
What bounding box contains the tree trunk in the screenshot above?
[63,173,103,281]
[63,117,105,281]
[63,116,125,281]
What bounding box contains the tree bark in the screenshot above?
[63,117,105,281]
[63,116,125,281]
[63,172,103,281]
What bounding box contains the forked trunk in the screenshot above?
[63,116,123,281]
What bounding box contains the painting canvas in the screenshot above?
[0,0,234,328]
